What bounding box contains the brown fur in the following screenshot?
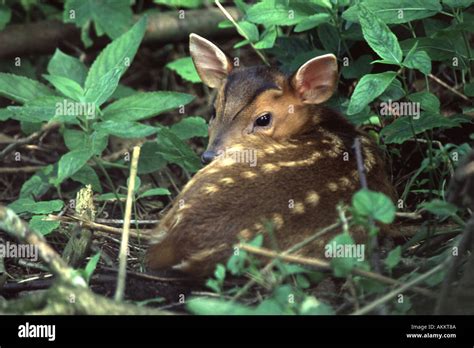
[145,36,395,277]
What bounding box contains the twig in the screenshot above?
[46,214,153,240]
[231,221,342,301]
[0,122,59,160]
[115,146,141,302]
[428,73,470,101]
[352,263,445,315]
[95,218,159,225]
[239,244,436,299]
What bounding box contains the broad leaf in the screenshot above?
[0,73,54,104]
[84,17,146,104]
[343,0,441,24]
[47,49,88,85]
[169,116,208,140]
[347,72,397,115]
[43,74,84,101]
[102,92,194,122]
[9,198,64,214]
[54,148,94,185]
[381,113,462,144]
[352,189,396,224]
[94,120,158,138]
[166,57,201,83]
[358,4,402,65]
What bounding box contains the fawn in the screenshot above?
[145,34,395,277]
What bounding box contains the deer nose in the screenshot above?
[201,150,217,164]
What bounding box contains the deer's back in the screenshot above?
[146,120,394,276]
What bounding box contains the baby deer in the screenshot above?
[146,34,395,277]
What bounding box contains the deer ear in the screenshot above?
[189,33,232,88]
[291,54,338,104]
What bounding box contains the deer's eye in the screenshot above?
[254,113,272,127]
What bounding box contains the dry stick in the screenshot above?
[351,263,445,315]
[115,146,141,302]
[214,0,270,66]
[231,221,342,301]
[428,73,470,101]
[239,244,435,298]
[46,214,153,240]
[0,122,59,160]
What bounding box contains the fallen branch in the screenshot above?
[0,8,240,59]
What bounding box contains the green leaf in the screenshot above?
[341,54,373,79]
[0,4,12,30]
[358,4,402,65]
[352,189,396,224]
[0,73,54,104]
[103,92,194,122]
[156,127,202,173]
[407,92,440,113]
[64,0,133,40]
[400,38,456,61]
[84,67,122,107]
[442,0,474,8]
[166,57,201,83]
[110,84,137,99]
[254,26,277,49]
[169,116,208,140]
[47,49,88,86]
[63,129,108,155]
[347,72,397,115]
[137,141,167,174]
[138,188,171,199]
[0,108,14,121]
[29,215,60,236]
[8,96,67,123]
[83,252,101,283]
[237,21,259,42]
[71,165,102,193]
[385,246,401,270]
[343,0,441,24]
[20,165,55,199]
[94,120,158,138]
[379,78,405,102]
[43,74,84,101]
[419,199,457,217]
[381,113,461,144]
[328,232,359,277]
[84,16,146,104]
[54,148,94,185]
[9,198,64,215]
[246,0,315,26]
[403,46,431,75]
[294,13,331,32]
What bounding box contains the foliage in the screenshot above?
[0,0,472,315]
